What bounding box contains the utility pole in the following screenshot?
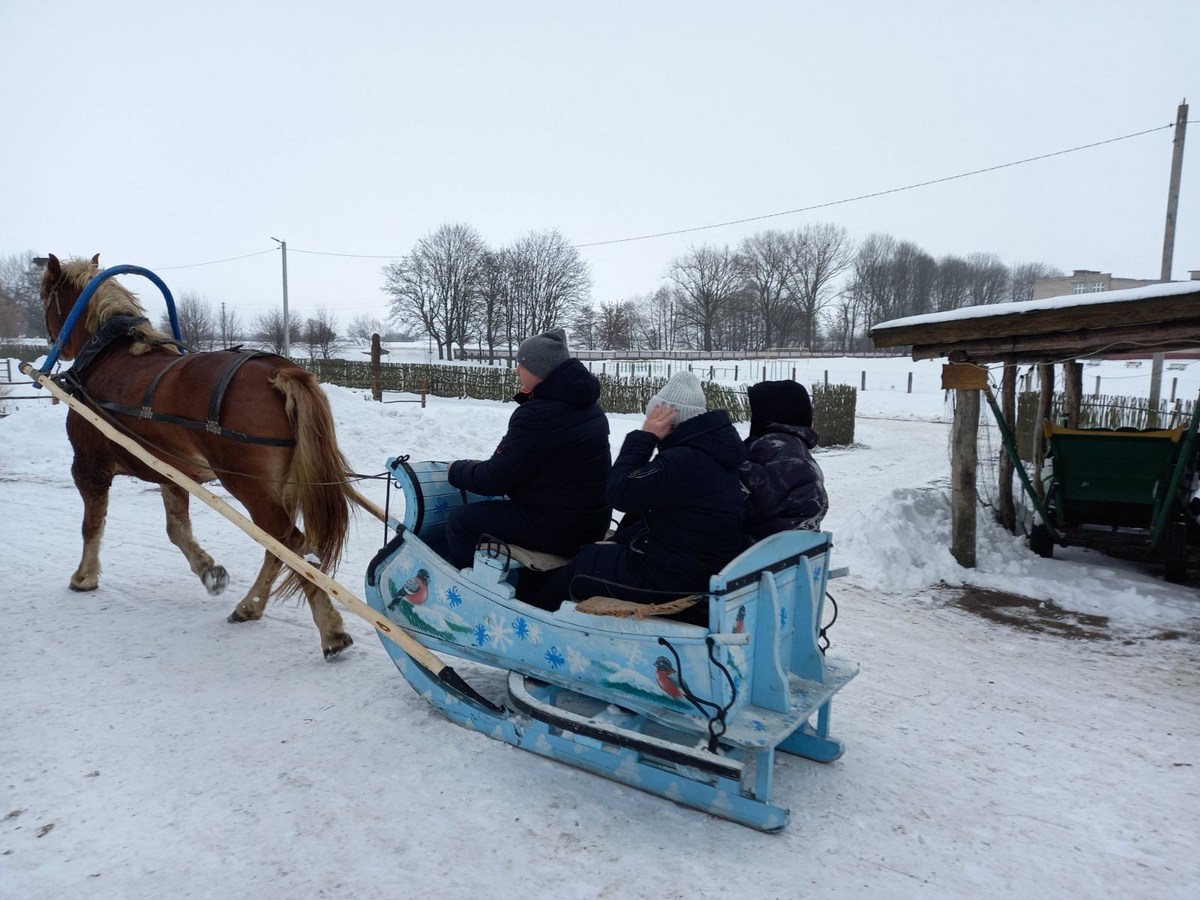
[1148,99,1188,421]
[270,236,290,357]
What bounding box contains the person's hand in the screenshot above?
[642,404,677,440]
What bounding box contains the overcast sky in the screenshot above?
[2,1,1196,330]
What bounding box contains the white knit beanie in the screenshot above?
[646,371,707,424]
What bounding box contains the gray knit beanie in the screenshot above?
[516,327,570,377]
[646,371,707,424]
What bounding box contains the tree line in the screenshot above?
[1,226,1060,356]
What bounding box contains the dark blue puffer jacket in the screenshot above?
[573,409,747,598]
[448,358,611,544]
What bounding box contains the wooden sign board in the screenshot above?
[941,363,988,390]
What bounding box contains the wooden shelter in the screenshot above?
[869,280,1200,567]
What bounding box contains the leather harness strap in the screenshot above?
[55,319,297,448]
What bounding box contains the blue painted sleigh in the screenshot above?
[364,458,858,831]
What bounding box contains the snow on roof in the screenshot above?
[873,279,1200,333]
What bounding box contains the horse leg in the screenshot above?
[226,535,353,659]
[227,550,284,623]
[69,462,111,591]
[160,484,228,595]
[300,579,354,659]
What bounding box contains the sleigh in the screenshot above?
[364,458,858,831]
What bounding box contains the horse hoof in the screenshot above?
[203,566,229,596]
[227,610,248,624]
[69,582,99,593]
[322,633,354,659]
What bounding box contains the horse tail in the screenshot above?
[272,368,354,595]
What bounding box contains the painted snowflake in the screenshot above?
[512,617,530,640]
[544,646,565,669]
[435,496,450,515]
[780,607,788,629]
[525,621,544,646]
[623,642,646,670]
[446,586,462,607]
[566,646,589,676]
[485,614,512,652]
[752,720,767,732]
[473,622,491,647]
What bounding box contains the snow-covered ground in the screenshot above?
[0,356,1196,899]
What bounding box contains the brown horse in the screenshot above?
[41,253,359,657]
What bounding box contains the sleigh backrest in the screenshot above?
[387,457,501,556]
[709,530,833,713]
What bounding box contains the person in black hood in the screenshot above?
[740,380,828,542]
[445,328,611,569]
[521,371,747,614]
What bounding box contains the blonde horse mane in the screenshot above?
[59,257,177,355]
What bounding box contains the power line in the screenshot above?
[575,122,1181,248]
[147,120,1188,269]
[152,248,277,270]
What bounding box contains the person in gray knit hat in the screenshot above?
[515,328,571,379]
[446,326,611,569]
[645,370,707,427]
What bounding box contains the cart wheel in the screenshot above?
[1164,520,1188,583]
[1029,523,1054,559]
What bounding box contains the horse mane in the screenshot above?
[60,257,178,355]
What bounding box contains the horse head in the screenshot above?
[41,253,100,359]
[40,253,171,360]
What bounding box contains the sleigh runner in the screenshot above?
[364,459,858,831]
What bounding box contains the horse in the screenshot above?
[40,253,360,657]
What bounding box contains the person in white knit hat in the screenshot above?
[521,370,747,620]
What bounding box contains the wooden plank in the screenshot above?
[941,363,988,390]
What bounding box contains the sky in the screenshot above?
[2,1,1198,330]
[1,353,1197,897]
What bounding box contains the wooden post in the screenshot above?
[861,371,866,391]
[998,363,1017,532]
[1171,377,1178,402]
[761,365,766,382]
[1034,363,1055,502]
[369,333,384,402]
[1063,361,1083,429]
[907,372,913,394]
[824,370,829,387]
[951,388,979,568]
[1094,375,1101,398]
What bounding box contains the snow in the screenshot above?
[874,279,1200,331]
[1,356,1197,899]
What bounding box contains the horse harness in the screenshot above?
[53,314,297,447]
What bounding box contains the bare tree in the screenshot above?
[739,230,800,349]
[596,300,636,350]
[217,302,243,347]
[505,229,591,344]
[302,307,342,360]
[476,250,510,361]
[966,252,1010,306]
[1008,261,1063,303]
[0,252,46,338]
[669,244,741,351]
[790,223,853,350]
[346,313,386,344]
[633,286,676,350]
[933,255,974,312]
[254,308,304,355]
[159,291,216,349]
[381,222,487,360]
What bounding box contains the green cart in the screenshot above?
[1029,418,1199,582]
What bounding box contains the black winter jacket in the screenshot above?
[448,358,611,544]
[573,409,747,598]
[741,422,828,542]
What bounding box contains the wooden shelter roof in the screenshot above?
[870,280,1200,363]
